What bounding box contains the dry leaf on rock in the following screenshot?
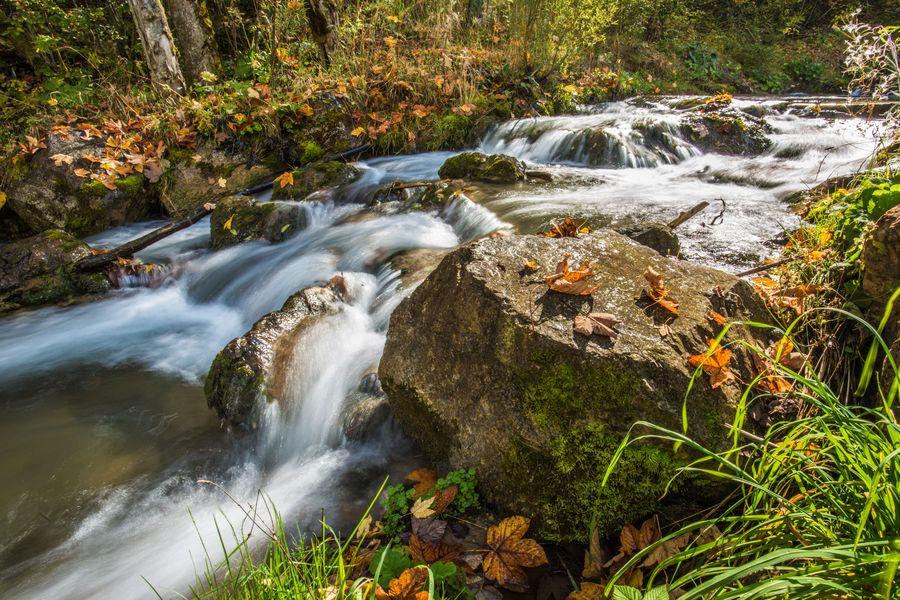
[688,339,736,388]
[574,313,620,338]
[566,582,605,600]
[643,267,679,315]
[708,310,728,325]
[546,255,599,296]
[276,171,294,188]
[483,516,548,592]
[540,217,588,238]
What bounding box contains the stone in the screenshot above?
[5,133,156,236]
[270,161,361,201]
[0,229,110,313]
[209,195,309,250]
[619,222,681,256]
[862,205,900,310]
[161,143,280,216]
[438,152,526,184]
[379,230,773,540]
[680,104,773,156]
[205,283,344,429]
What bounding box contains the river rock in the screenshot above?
[680,104,773,156]
[619,222,680,256]
[438,152,526,184]
[0,229,110,313]
[862,205,900,310]
[379,230,773,540]
[4,133,156,236]
[161,143,280,216]
[209,195,308,250]
[205,283,344,429]
[270,161,361,201]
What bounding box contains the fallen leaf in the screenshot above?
[143,160,163,183]
[411,517,447,544]
[352,126,366,137]
[574,313,620,338]
[566,582,605,600]
[708,311,728,325]
[217,177,227,188]
[409,533,460,564]
[276,171,294,188]
[688,339,736,388]
[223,215,234,231]
[431,484,458,515]
[640,532,691,567]
[202,202,217,211]
[643,267,679,315]
[299,104,315,117]
[50,153,74,166]
[546,255,599,296]
[523,260,539,272]
[0,191,5,210]
[540,216,587,238]
[620,517,661,555]
[658,323,672,337]
[377,567,429,600]
[405,468,438,496]
[643,266,665,291]
[411,496,436,519]
[581,528,607,579]
[483,516,548,592]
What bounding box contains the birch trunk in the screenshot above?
[127,0,185,94]
[163,0,221,85]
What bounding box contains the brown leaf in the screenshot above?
[581,528,607,579]
[409,533,461,564]
[621,517,661,555]
[566,582,605,600]
[658,323,673,337]
[643,267,679,314]
[431,484,458,515]
[574,313,620,338]
[708,310,728,325]
[640,532,691,568]
[405,468,438,496]
[411,517,447,544]
[385,567,429,600]
[688,339,736,388]
[410,496,436,519]
[483,516,548,592]
[643,266,665,290]
[540,217,587,238]
[546,255,599,296]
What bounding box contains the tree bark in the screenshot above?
[163,0,221,85]
[127,0,186,94]
[304,0,339,67]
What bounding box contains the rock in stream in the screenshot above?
[379,230,773,540]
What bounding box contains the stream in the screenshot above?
[0,96,883,599]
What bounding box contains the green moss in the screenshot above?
[77,180,109,199]
[296,139,325,164]
[426,113,474,151]
[502,424,682,541]
[115,174,144,195]
[205,351,268,426]
[167,147,196,164]
[521,349,642,430]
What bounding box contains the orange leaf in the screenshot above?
[688,339,736,388]
[483,516,548,592]
[546,255,599,296]
[405,468,438,496]
[409,534,461,564]
[276,171,295,188]
[708,310,728,325]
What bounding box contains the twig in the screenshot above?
[667,201,710,229]
[709,198,726,226]
[735,258,791,278]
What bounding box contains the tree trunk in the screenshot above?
[163,0,221,85]
[304,0,339,67]
[127,0,185,94]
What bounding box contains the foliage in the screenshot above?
[599,307,900,599]
[433,469,480,516]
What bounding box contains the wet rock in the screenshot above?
[161,143,280,216]
[0,229,110,313]
[209,195,308,250]
[5,133,156,236]
[379,230,773,540]
[680,105,773,156]
[205,283,343,429]
[270,161,361,201]
[342,394,392,441]
[438,152,526,184]
[862,205,900,310]
[389,248,453,289]
[619,223,680,256]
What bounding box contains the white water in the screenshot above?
[0,96,884,599]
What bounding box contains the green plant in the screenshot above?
[601,303,900,599]
[434,468,480,516]
[381,483,415,538]
[370,546,471,599]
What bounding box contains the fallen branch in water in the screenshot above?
[390,181,434,190]
[735,258,791,277]
[525,169,553,182]
[74,205,214,272]
[667,201,710,229]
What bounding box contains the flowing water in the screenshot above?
[0,96,883,599]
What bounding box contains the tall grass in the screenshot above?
[602,295,900,599]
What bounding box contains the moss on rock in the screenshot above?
[270,161,361,200]
[438,152,526,184]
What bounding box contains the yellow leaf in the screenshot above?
[351,126,366,137]
[217,177,227,188]
[386,14,401,23]
[47,98,58,106]
[276,171,294,188]
[0,191,6,210]
[223,215,234,231]
[410,496,436,519]
[299,104,315,117]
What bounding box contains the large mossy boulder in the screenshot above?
[0,229,110,313]
[862,205,900,310]
[438,152,526,184]
[680,104,773,156]
[161,144,280,216]
[379,230,773,540]
[209,195,308,250]
[4,133,156,237]
[270,161,361,201]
